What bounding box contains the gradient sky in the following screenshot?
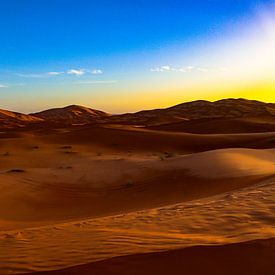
[0,0,274,113]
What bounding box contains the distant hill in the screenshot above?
[0,108,43,129]
[1,99,275,133]
[147,116,275,134]
[32,105,110,125]
[104,98,275,127]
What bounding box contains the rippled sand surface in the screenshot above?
[1,132,274,274]
[1,179,274,274]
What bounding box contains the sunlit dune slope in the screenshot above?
[31,105,110,125]
[0,147,274,230]
[0,108,43,129]
[1,178,274,274]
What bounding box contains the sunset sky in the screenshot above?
[0,0,274,113]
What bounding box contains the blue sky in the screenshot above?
[0,0,266,66]
[0,0,274,113]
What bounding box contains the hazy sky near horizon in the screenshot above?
[0,0,274,113]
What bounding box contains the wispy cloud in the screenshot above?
[150,65,227,73]
[150,65,194,73]
[17,71,64,78]
[47,71,64,75]
[74,80,117,85]
[90,69,103,74]
[67,69,86,76]
[67,68,104,76]
[16,68,104,78]
[0,83,26,88]
[16,73,47,78]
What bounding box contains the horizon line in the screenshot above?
[1,97,274,116]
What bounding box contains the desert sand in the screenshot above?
[27,238,275,275]
[1,99,275,274]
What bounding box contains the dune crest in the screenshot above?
[169,148,275,178]
[32,105,110,125]
[1,98,275,133]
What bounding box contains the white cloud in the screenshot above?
[48,71,64,75]
[177,68,187,73]
[17,72,63,78]
[91,69,103,74]
[150,65,227,73]
[16,68,105,78]
[150,65,192,73]
[0,84,8,88]
[161,65,172,71]
[150,65,172,72]
[16,73,47,78]
[67,69,86,76]
[66,68,104,75]
[74,80,117,85]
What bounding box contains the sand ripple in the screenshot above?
[1,180,274,274]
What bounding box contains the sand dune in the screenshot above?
[148,116,275,133]
[32,105,110,125]
[0,140,274,273]
[99,98,275,127]
[0,109,42,129]
[168,148,275,178]
[0,145,274,229]
[1,177,274,274]
[1,98,275,132]
[26,238,275,275]
[0,109,41,122]
[35,125,275,154]
[1,99,274,274]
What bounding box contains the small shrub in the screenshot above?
[159,152,176,160]
[60,145,72,149]
[58,166,73,169]
[7,169,26,173]
[64,151,77,154]
[123,180,134,188]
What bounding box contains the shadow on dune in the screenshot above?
[26,238,275,275]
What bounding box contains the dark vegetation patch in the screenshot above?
[7,169,26,173]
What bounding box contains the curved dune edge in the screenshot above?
[39,126,275,153]
[1,179,274,274]
[1,135,274,274]
[0,148,274,230]
[25,238,275,275]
